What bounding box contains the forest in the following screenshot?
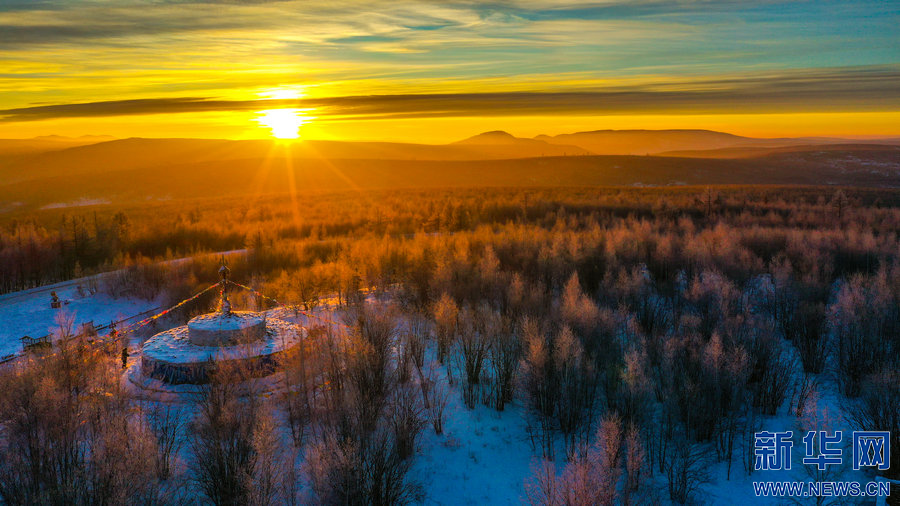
[0,185,898,504]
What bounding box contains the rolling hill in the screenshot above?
[535,129,755,155]
[656,143,900,159]
[1,148,898,212]
[0,134,589,184]
[1,132,898,213]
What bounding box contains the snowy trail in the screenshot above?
[0,271,117,306]
[0,248,247,306]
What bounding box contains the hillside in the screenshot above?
[0,136,116,169]
[657,143,900,159]
[530,129,899,155]
[0,135,590,184]
[2,148,899,212]
[454,130,591,155]
[1,133,898,212]
[4,130,898,185]
[0,136,114,156]
[536,129,752,155]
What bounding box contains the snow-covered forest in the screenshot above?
[0,186,898,505]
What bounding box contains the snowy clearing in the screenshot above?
[0,283,157,359]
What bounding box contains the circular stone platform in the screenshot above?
[188,311,267,346]
[141,316,303,385]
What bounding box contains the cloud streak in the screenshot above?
[3,65,899,122]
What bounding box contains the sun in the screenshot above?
[255,108,311,139]
[254,86,313,139]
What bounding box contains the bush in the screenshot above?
[664,433,710,504]
[387,382,427,460]
[303,429,422,506]
[745,325,793,415]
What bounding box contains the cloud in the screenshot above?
[1,0,897,125]
[2,65,898,122]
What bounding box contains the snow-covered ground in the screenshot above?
[4,280,888,504]
[251,300,891,504]
[407,359,874,505]
[411,371,536,505]
[0,249,248,360]
[400,273,881,505]
[0,283,158,359]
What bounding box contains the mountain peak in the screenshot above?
[454,130,519,145]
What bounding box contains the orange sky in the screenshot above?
[1,1,898,141]
[8,111,900,144]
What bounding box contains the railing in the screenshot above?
[4,305,163,362]
[0,279,359,367]
[20,335,51,350]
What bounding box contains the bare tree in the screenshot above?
[455,305,490,408]
[387,382,427,460]
[488,314,521,411]
[404,315,428,373]
[244,405,284,506]
[524,414,650,506]
[746,325,793,415]
[432,293,458,365]
[520,318,556,460]
[425,370,450,435]
[560,272,600,336]
[664,433,710,505]
[842,372,900,480]
[829,272,898,396]
[147,403,187,480]
[281,327,326,448]
[0,340,162,505]
[190,361,265,506]
[553,326,598,456]
[794,301,827,374]
[303,428,422,506]
[624,424,648,506]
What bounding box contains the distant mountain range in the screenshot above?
[2,129,898,168]
[0,135,115,157]
[454,130,590,155]
[0,130,898,211]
